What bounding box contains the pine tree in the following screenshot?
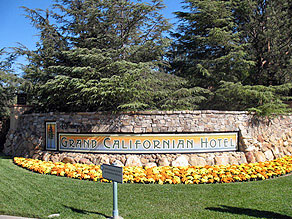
[21,0,198,112]
[211,81,292,116]
[170,0,253,89]
[172,0,292,87]
[234,0,292,85]
[171,0,292,116]
[0,49,20,118]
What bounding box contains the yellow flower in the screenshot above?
[12,155,292,185]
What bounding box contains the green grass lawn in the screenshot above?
[1,154,292,219]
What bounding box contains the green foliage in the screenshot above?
[81,64,149,111]
[172,0,292,87]
[0,49,21,118]
[20,0,208,112]
[170,0,254,88]
[160,86,211,110]
[210,81,292,117]
[15,0,292,115]
[233,0,292,85]
[170,0,292,116]
[33,75,86,112]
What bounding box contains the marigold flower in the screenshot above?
[13,155,292,185]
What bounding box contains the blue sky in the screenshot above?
[0,0,183,51]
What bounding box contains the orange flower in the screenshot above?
[13,155,292,185]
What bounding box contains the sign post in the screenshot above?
[113,181,118,218]
[101,164,123,219]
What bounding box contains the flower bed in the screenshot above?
[13,156,292,184]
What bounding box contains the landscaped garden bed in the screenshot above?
[1,154,292,218]
[13,155,292,184]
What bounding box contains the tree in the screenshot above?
[172,0,292,87]
[171,0,292,116]
[21,0,206,112]
[170,0,254,89]
[0,48,20,118]
[210,81,292,116]
[234,0,292,86]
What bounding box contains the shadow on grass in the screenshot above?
[63,205,111,218]
[206,205,292,218]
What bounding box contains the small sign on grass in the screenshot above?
[101,164,123,219]
[101,164,123,183]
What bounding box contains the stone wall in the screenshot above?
[0,118,9,151]
[4,110,292,167]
